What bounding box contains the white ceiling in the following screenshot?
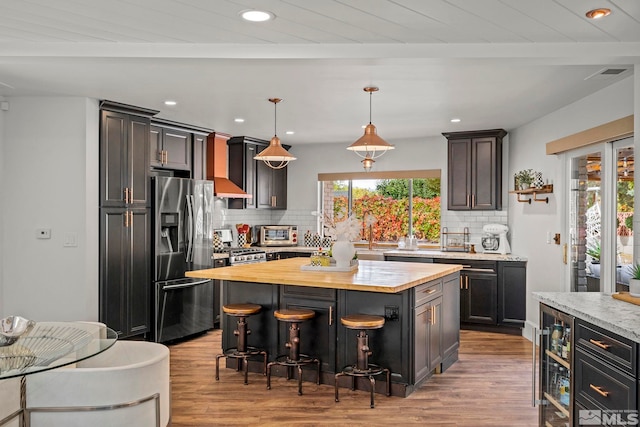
[0,0,639,146]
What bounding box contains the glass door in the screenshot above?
[565,138,633,293]
[614,141,634,293]
[539,304,573,427]
[567,147,604,292]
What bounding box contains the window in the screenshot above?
[319,172,441,245]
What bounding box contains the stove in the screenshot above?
[227,247,267,265]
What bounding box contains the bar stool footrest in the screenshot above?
[338,363,386,377]
[271,354,319,367]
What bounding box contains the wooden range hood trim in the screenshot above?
[207,132,252,199]
[546,115,634,155]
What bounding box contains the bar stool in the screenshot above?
[216,303,268,385]
[266,309,321,395]
[335,314,391,408]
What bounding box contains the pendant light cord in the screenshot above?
[369,90,373,124]
[274,101,278,137]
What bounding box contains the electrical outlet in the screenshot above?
[384,305,399,321]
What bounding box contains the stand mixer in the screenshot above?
[481,224,511,254]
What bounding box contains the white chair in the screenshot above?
[25,340,170,427]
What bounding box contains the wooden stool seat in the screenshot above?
[274,308,316,322]
[341,314,385,330]
[267,309,320,396]
[223,303,262,316]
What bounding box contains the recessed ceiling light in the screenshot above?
[585,8,611,19]
[234,118,245,123]
[164,100,177,106]
[450,118,461,123]
[285,131,295,135]
[240,10,274,22]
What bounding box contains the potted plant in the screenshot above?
[625,214,633,233]
[514,169,535,190]
[629,263,640,297]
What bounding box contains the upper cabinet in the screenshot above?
[149,125,192,171]
[227,136,288,210]
[443,129,507,211]
[100,102,158,208]
[149,118,213,178]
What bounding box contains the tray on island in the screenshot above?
[300,260,358,272]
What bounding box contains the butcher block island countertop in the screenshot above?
[186,257,462,293]
[188,257,462,397]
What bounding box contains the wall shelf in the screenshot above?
[509,184,553,204]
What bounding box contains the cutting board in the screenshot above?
[612,292,640,306]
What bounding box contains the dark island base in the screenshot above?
[226,351,459,398]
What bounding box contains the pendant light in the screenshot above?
[347,86,394,171]
[254,98,296,170]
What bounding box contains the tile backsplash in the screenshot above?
[215,197,508,248]
[440,209,508,247]
[212,199,317,243]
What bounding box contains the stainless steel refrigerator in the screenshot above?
[151,176,215,343]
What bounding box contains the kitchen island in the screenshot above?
[187,258,462,397]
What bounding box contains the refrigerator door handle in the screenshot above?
[186,194,194,262]
[162,279,211,290]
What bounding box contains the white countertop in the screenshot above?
[533,292,640,343]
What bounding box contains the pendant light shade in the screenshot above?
[254,98,296,170]
[347,86,394,171]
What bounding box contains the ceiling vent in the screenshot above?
[585,67,630,80]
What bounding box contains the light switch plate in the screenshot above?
[63,232,78,247]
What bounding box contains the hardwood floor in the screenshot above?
[168,329,537,426]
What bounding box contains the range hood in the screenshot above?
[207,133,252,198]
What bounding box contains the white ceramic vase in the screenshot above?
[332,239,355,268]
[629,278,640,297]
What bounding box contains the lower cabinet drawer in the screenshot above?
[414,279,442,307]
[575,347,637,411]
[575,318,636,375]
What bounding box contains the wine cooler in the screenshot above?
[534,303,574,427]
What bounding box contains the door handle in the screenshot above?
[460,276,463,289]
[329,305,333,326]
[431,305,436,325]
[271,195,276,207]
[465,276,469,289]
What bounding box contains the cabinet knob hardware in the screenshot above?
[460,276,464,289]
[467,194,470,207]
[431,306,436,325]
[589,384,610,397]
[472,194,476,207]
[589,339,611,350]
[423,288,436,295]
[271,195,276,207]
[465,276,469,289]
[329,305,333,326]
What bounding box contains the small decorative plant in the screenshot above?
[625,214,633,232]
[514,169,535,190]
[586,242,600,262]
[629,263,640,297]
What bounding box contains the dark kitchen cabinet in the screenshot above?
[498,261,526,327]
[441,274,460,371]
[192,132,208,180]
[149,125,192,171]
[99,207,151,338]
[100,106,155,208]
[414,280,443,382]
[436,259,498,325]
[227,136,288,210]
[99,101,157,339]
[443,129,506,211]
[280,286,337,375]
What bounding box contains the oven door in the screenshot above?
[154,277,214,343]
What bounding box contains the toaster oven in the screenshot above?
[256,225,298,247]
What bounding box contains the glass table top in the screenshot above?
[0,321,117,379]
